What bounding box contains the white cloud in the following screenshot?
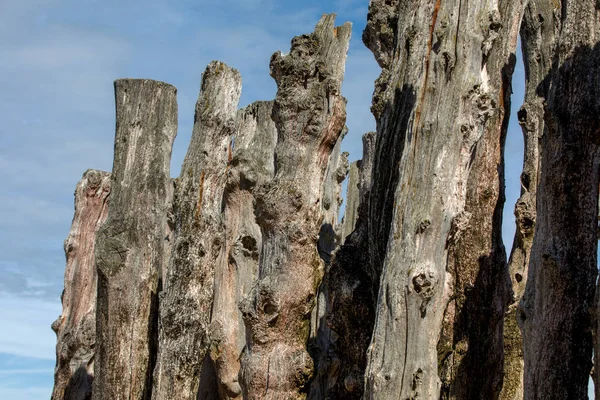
[0,194,72,229]
[0,295,61,360]
[1,26,131,117]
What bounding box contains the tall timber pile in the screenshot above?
[52,2,600,399]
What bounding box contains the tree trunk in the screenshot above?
[315,131,377,400]
[362,0,521,398]
[340,161,360,241]
[519,1,600,398]
[93,79,177,400]
[238,14,351,399]
[316,127,349,265]
[307,128,349,400]
[52,170,110,400]
[49,4,600,400]
[152,62,241,400]
[499,1,556,398]
[204,100,277,399]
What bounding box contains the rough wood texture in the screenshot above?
[519,1,600,398]
[307,130,349,400]
[340,161,360,241]
[318,128,349,264]
[362,0,521,398]
[93,79,177,400]
[52,170,110,400]
[51,5,600,400]
[238,14,351,399]
[204,100,277,400]
[500,2,554,398]
[152,62,242,400]
[358,132,376,206]
[315,131,377,400]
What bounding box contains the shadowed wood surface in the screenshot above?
[93,79,177,400]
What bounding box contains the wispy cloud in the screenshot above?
[0,296,61,360]
[0,0,131,308]
[0,353,55,398]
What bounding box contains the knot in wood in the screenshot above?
[412,270,437,301]
[411,265,438,318]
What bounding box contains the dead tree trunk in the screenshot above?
[499,2,556,398]
[205,100,277,400]
[52,170,110,400]
[152,62,241,400]
[362,0,521,398]
[307,128,349,400]
[93,79,177,400]
[238,14,351,399]
[49,5,600,400]
[519,1,600,398]
[317,128,349,265]
[339,160,361,241]
[315,131,377,400]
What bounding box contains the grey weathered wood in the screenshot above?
[152,62,241,400]
[307,129,349,400]
[52,170,110,400]
[499,2,555,398]
[238,14,351,399]
[340,161,360,242]
[49,5,600,400]
[203,100,277,400]
[339,131,376,243]
[93,79,177,400]
[358,132,376,206]
[314,131,377,400]
[318,128,349,265]
[518,1,600,398]
[362,0,522,398]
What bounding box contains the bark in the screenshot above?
[499,2,555,398]
[204,100,277,399]
[362,0,521,398]
[518,1,600,398]
[52,170,110,400]
[93,79,177,400]
[153,62,242,400]
[49,4,600,400]
[307,129,349,400]
[315,131,377,400]
[358,132,376,205]
[238,14,351,399]
[340,161,360,242]
[318,128,349,264]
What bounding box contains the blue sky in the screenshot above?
[0,0,537,398]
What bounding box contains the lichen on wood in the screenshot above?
[153,62,242,400]
[362,0,522,398]
[50,4,600,400]
[93,79,177,400]
[519,1,600,398]
[52,170,110,400]
[238,13,351,399]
